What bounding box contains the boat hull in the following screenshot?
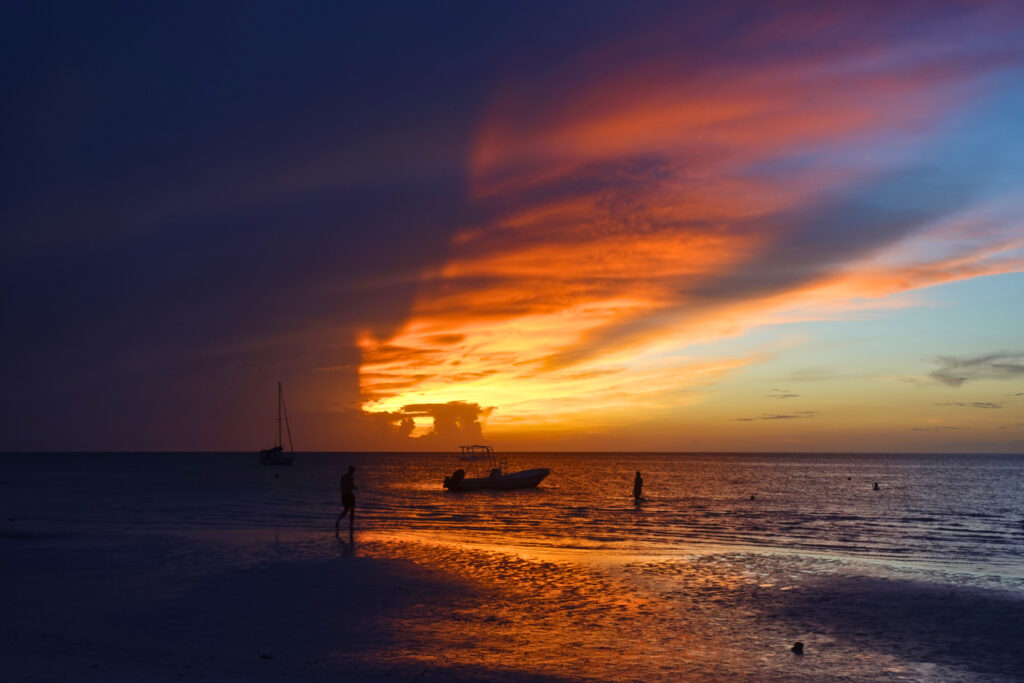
[444,468,549,491]
[259,447,294,466]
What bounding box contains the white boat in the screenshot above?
[259,382,294,466]
[443,445,549,491]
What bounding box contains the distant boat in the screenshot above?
[259,382,294,466]
[443,445,549,491]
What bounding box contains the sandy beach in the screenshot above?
[3,519,1022,682]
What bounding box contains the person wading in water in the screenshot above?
[335,465,357,539]
[633,470,643,504]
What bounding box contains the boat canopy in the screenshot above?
[459,444,494,462]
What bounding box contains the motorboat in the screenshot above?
[443,445,549,491]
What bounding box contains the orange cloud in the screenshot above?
[359,5,1024,444]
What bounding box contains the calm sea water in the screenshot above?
[6,451,1024,680]
[3,452,1023,576]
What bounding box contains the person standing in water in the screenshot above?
[335,465,357,538]
[633,470,643,504]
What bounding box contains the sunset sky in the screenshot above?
[4,1,1023,452]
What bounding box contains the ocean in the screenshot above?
[5,451,1022,575]
[4,451,1024,681]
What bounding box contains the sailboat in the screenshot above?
[259,382,295,466]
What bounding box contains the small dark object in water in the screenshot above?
[750,494,755,500]
[275,473,279,478]
[791,642,804,655]
[260,653,274,660]
[873,482,880,491]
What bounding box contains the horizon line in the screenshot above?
[2,450,1022,456]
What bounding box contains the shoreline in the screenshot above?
[3,524,1023,681]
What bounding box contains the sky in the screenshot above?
[3,1,1023,453]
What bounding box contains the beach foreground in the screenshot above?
[3,522,1022,682]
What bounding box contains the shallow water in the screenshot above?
[3,451,1022,576]
[3,451,1024,681]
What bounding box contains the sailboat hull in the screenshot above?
[259,451,294,466]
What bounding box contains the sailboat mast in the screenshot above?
[277,382,282,449]
[281,385,294,452]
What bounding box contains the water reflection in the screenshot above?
[350,535,1024,681]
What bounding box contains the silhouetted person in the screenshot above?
[633,471,643,504]
[873,482,880,491]
[335,465,356,539]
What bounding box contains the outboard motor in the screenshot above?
[444,468,466,490]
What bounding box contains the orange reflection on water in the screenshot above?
[359,538,763,681]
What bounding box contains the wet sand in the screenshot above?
[2,523,1022,681]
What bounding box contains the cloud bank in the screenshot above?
[371,401,494,447]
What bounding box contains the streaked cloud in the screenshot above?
[767,389,800,400]
[783,368,843,383]
[359,3,1024,445]
[930,353,1024,387]
[935,401,1004,409]
[732,411,819,422]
